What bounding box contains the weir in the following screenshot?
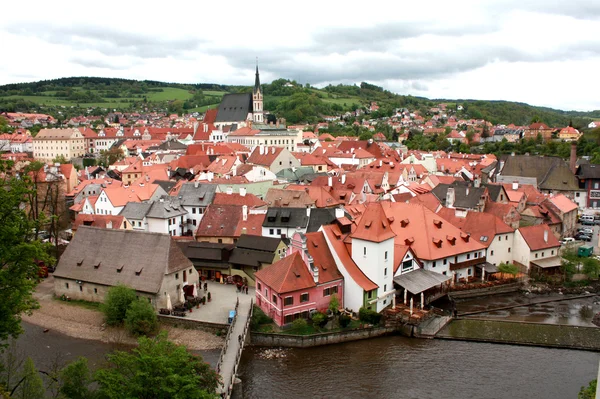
[216,298,253,399]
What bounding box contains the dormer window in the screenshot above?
[433,238,443,248]
[433,219,443,228]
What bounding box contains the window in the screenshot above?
[384,284,387,292]
[384,268,387,277]
[323,287,331,296]
[79,286,83,292]
[467,254,471,260]
[284,297,293,306]
[94,288,98,294]
[499,236,501,241]
[468,268,472,276]
[332,286,338,294]
[535,253,538,258]
[277,229,282,235]
[508,247,511,253]
[193,220,197,226]
[475,252,479,258]
[385,251,388,260]
[363,247,367,256]
[284,314,294,324]
[192,208,196,214]
[491,250,494,256]
[368,290,373,299]
[541,252,544,257]
[272,294,277,304]
[257,282,262,290]
[65,283,69,289]
[443,259,447,265]
[269,229,274,235]
[218,239,223,243]
[505,235,508,240]
[432,261,436,268]
[299,293,310,303]
[175,273,179,280]
[551,250,554,255]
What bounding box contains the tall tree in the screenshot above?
[95,332,219,399]
[0,160,50,346]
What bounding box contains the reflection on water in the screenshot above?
[238,335,599,399]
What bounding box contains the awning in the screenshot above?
[475,262,499,273]
[530,257,562,269]
[393,268,451,295]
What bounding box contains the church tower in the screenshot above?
[252,63,264,123]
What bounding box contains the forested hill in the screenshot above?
[0,76,598,128]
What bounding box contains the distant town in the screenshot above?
[1,68,599,398]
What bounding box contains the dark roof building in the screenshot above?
[215,93,253,124]
[498,155,580,192]
[263,207,310,230]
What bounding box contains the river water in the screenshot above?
[13,322,600,399]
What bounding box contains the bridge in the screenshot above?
[216,298,253,399]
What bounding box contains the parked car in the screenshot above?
[560,237,575,245]
[578,227,594,235]
[580,215,596,225]
[575,233,592,241]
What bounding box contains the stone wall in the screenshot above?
[448,282,522,299]
[437,318,600,351]
[158,314,229,335]
[251,326,398,348]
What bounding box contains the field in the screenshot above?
[146,87,194,101]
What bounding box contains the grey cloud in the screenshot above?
[487,0,600,20]
[6,23,203,59]
[69,57,131,70]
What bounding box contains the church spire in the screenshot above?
[253,59,261,94]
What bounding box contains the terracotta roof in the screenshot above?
[254,252,316,293]
[305,232,344,284]
[264,188,315,208]
[518,224,560,251]
[321,224,378,291]
[286,185,341,208]
[407,192,441,212]
[352,202,396,243]
[212,192,266,208]
[436,208,514,247]
[72,214,127,231]
[547,194,577,213]
[195,204,264,238]
[247,146,283,166]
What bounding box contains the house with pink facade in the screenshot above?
[254,231,344,326]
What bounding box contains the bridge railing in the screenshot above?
[224,299,253,399]
[216,297,240,374]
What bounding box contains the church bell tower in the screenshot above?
[252,62,264,123]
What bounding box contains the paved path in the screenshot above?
[217,299,252,398]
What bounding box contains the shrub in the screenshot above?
[125,298,159,336]
[311,312,328,328]
[291,318,308,332]
[497,263,519,277]
[339,314,352,328]
[102,284,137,326]
[328,294,340,314]
[250,306,273,330]
[358,307,382,325]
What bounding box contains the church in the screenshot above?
[216,65,303,153]
[214,65,264,128]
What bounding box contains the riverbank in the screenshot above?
[24,277,224,350]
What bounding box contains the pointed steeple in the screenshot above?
[253,60,261,94]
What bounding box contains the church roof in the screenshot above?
[254,65,261,94]
[215,93,252,123]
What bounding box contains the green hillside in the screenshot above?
[0,77,599,129]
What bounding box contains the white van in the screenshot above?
[580,215,595,225]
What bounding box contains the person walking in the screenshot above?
[204,282,207,292]
[245,285,249,295]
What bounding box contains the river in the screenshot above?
[13,322,599,399]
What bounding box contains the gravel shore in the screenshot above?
[24,277,224,351]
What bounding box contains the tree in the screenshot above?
[98,148,124,167]
[328,294,340,314]
[578,379,596,399]
[12,358,44,399]
[52,155,69,164]
[581,257,600,280]
[102,285,137,326]
[0,160,51,346]
[59,357,96,399]
[125,298,159,336]
[95,332,219,399]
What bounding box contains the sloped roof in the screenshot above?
[500,155,579,191]
[517,224,561,250]
[548,194,578,213]
[577,164,600,179]
[247,146,284,166]
[174,183,217,206]
[431,183,486,209]
[436,208,514,247]
[305,231,344,284]
[235,234,282,252]
[54,227,192,294]
[254,252,316,293]
[265,188,315,208]
[352,202,396,243]
[213,192,267,208]
[72,214,126,230]
[119,202,152,220]
[215,93,252,122]
[394,268,451,295]
[263,207,309,228]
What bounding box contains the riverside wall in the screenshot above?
[158,314,229,334]
[448,282,522,300]
[436,318,600,351]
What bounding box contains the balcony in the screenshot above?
[449,256,486,271]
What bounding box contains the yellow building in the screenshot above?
[33,128,86,162]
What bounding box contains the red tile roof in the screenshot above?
[547,194,577,213]
[352,202,396,243]
[305,231,344,284]
[436,208,514,247]
[518,224,561,251]
[246,146,283,167]
[213,192,266,208]
[254,252,316,293]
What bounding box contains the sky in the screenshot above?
[2,0,600,111]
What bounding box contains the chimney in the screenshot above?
[446,187,455,208]
[335,207,344,219]
[570,142,577,174]
[512,182,518,190]
[341,174,346,184]
[306,207,311,217]
[242,205,248,221]
[240,187,247,197]
[226,187,233,195]
[543,229,548,243]
[259,146,264,155]
[194,180,199,188]
[466,187,469,196]
[328,176,333,187]
[106,220,113,229]
[271,147,276,154]
[276,119,280,128]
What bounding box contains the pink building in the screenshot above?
[254,232,344,326]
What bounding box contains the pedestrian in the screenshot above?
[238,334,242,344]
[204,282,207,292]
[246,285,249,295]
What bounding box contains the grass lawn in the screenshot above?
[53,296,102,311]
[146,87,194,102]
[203,90,228,97]
[190,103,219,113]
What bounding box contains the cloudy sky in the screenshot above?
[2,0,600,111]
